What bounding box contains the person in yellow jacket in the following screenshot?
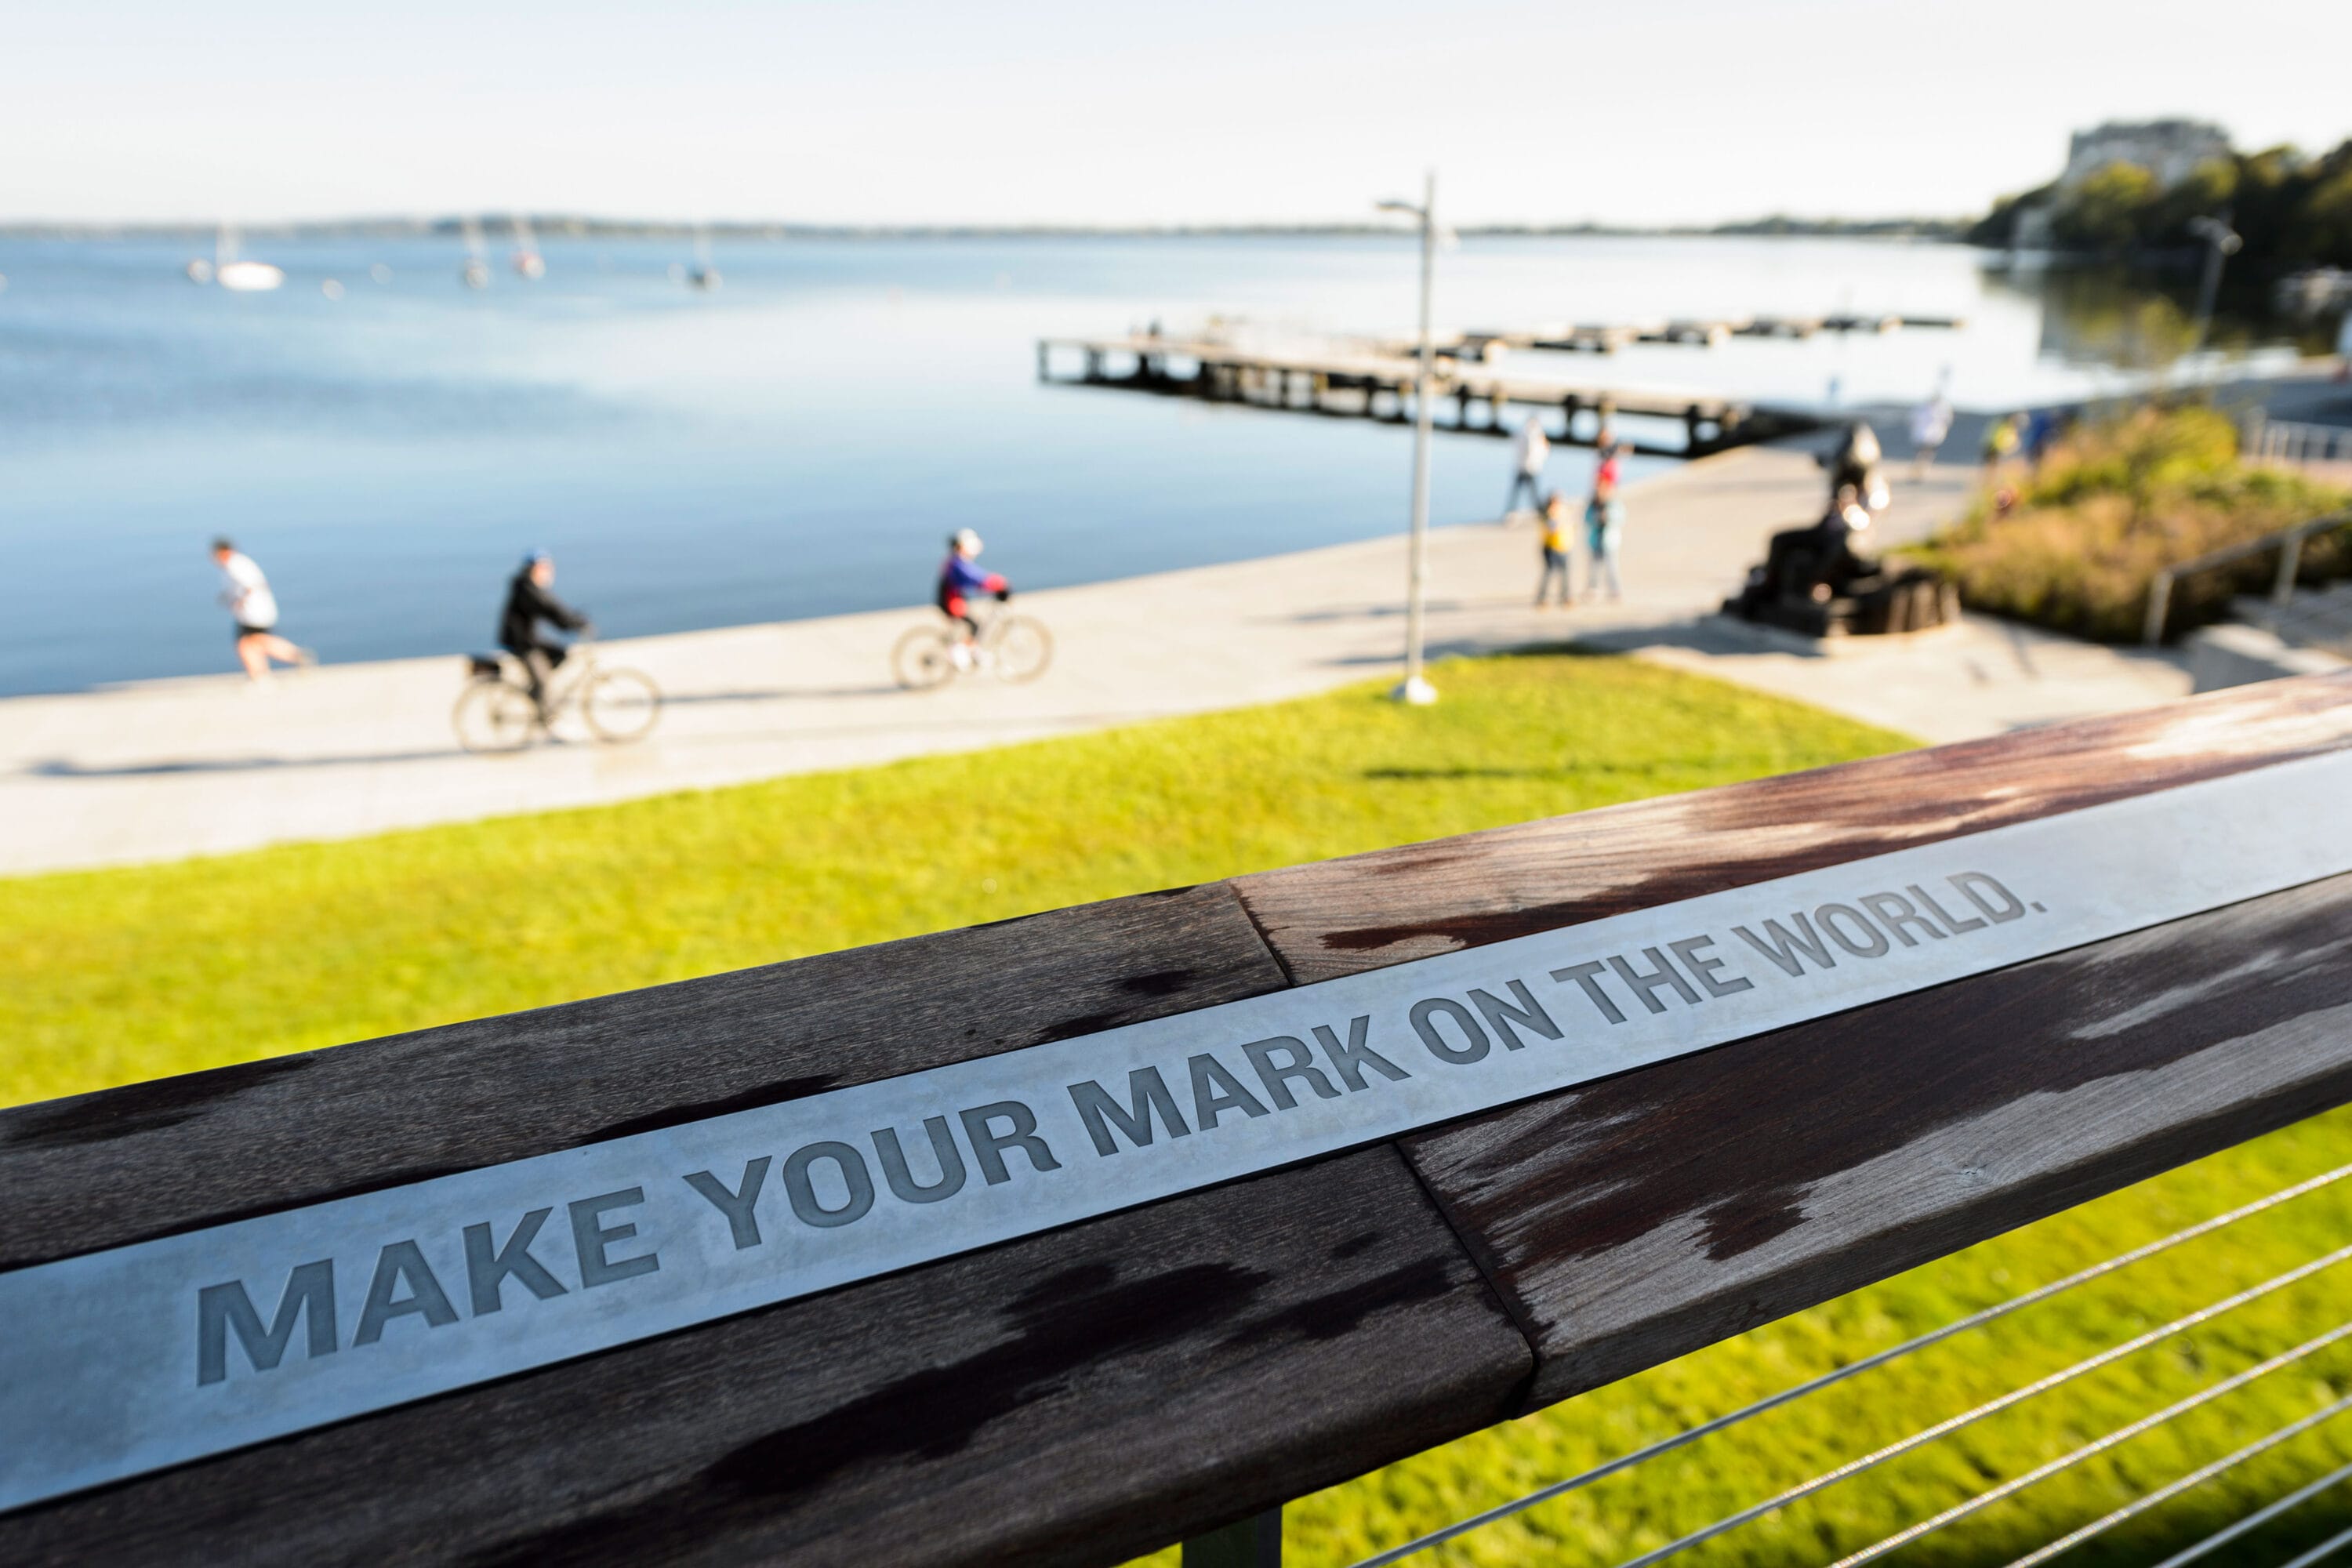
[1535,492,1573,608]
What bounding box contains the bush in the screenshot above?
[1908,406,2351,642]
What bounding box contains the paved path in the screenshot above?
[0,445,2190,875]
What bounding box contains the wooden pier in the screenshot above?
[1035,333,1824,456]
[1437,311,1965,358]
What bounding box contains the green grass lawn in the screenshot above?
[9,648,2351,1568]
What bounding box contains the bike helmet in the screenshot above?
[521,547,550,568]
[950,528,982,554]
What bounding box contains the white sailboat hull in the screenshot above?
[216,261,285,292]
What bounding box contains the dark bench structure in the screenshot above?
[7,673,2352,1565]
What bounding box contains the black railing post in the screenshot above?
[1181,1505,1283,1567]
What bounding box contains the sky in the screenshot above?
[4,0,2348,227]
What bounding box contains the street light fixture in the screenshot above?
[2187,213,2241,364]
[1377,172,1439,706]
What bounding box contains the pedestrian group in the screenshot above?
[1516,416,1627,610]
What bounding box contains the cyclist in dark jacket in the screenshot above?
[500,550,589,710]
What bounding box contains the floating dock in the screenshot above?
[1036,333,1825,456]
[1434,311,1964,358]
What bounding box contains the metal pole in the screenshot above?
[1396,169,1439,706]
[2185,216,2239,365]
[2190,242,2224,356]
[1183,1506,1283,1567]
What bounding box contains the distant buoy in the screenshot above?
[461,258,491,289]
[510,249,545,281]
[216,261,285,292]
[369,263,393,285]
[186,258,216,285]
[688,266,721,292]
[321,278,345,300]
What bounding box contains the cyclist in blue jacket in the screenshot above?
[937,528,1009,667]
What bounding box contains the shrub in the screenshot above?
[1908,406,2350,642]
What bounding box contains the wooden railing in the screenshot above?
[9,673,2352,1564]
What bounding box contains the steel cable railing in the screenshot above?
[1342,1161,2352,1568]
[2279,1518,2352,1568]
[1601,1244,2352,1568]
[1817,1323,2352,1568]
[2143,1457,2352,1568]
[2000,1398,2352,1568]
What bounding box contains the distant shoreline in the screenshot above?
[0,216,1972,244]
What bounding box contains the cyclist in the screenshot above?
[499,549,590,713]
[936,528,1009,667]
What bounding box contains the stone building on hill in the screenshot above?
[2060,119,2231,193]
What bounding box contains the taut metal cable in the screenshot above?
[1594,1241,2352,1568]
[1817,1320,2352,1568]
[2000,1395,2352,1568]
[2143,1457,2352,1568]
[1342,1162,2352,1568]
[2278,1519,2352,1568]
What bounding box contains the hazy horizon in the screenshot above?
[5,1,2347,229]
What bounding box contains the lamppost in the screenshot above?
[1377,172,1439,706]
[2187,213,2241,364]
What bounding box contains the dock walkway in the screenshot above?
[0,441,2189,877]
[1037,333,1819,456]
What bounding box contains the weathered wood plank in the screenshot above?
[0,1145,1532,1568]
[0,881,1289,1269]
[1234,670,2352,983]
[1402,872,2352,1410]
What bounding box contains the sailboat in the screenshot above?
[459,216,491,289]
[197,223,285,292]
[686,222,721,292]
[509,215,546,280]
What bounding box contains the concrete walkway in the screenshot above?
[0,445,2190,875]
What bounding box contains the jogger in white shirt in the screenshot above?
[1503,416,1550,519]
[211,537,314,681]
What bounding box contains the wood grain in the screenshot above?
[1234,669,2352,983]
[0,1145,1531,1568]
[0,881,1287,1269]
[1401,871,2352,1408]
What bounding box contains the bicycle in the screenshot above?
[452,639,662,753]
[891,600,1054,690]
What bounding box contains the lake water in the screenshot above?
[0,233,2299,695]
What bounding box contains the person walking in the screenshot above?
[1534,492,1573,608]
[209,538,313,681]
[1502,415,1550,520]
[1584,474,1625,603]
[1594,420,1628,490]
[499,549,591,713]
[1909,390,1954,478]
[1980,412,2021,479]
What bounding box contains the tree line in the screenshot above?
[1969,140,2352,267]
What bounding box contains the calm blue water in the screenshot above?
[0,234,2289,695]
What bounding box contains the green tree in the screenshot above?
[2052,163,2160,252]
[2289,157,2352,266]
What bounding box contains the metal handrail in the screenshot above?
[2248,412,2352,468]
[2141,509,2352,645]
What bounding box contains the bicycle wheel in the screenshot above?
[453,681,539,753]
[991,615,1053,683]
[891,626,956,690]
[585,667,662,742]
